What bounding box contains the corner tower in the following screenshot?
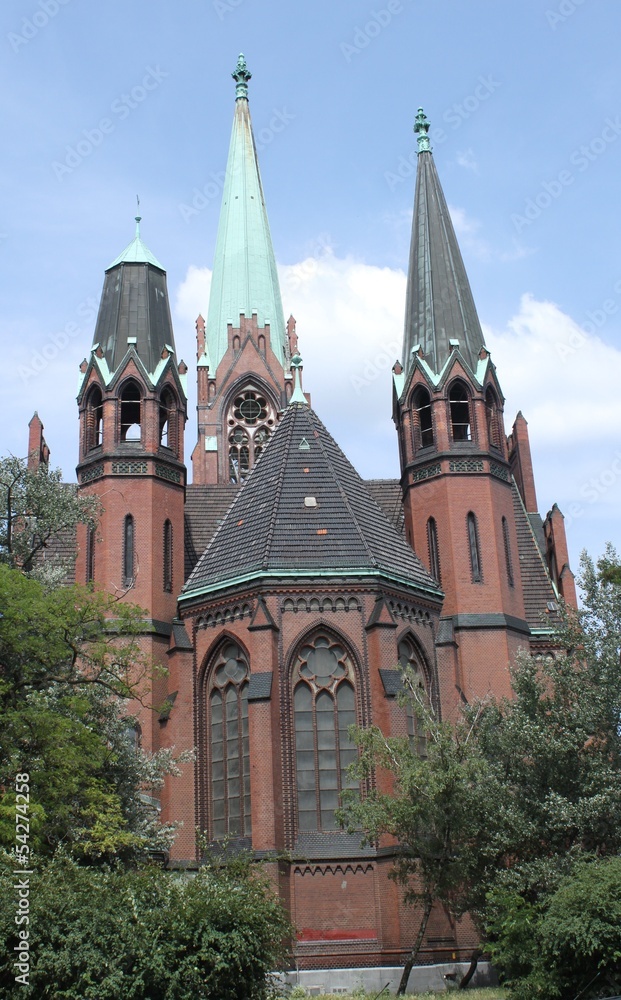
[75,217,188,760]
[394,110,574,713]
[191,55,295,485]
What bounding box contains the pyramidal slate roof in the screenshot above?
[182,403,442,601]
[402,124,485,376]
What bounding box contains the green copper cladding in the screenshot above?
[289,354,307,405]
[205,56,287,371]
[414,108,431,153]
[107,216,164,270]
[232,53,251,101]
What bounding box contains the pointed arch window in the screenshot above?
[467,511,482,583]
[398,637,430,757]
[502,516,514,587]
[120,381,142,442]
[293,633,358,833]
[485,386,500,450]
[207,642,251,839]
[413,386,434,449]
[163,519,173,592]
[449,382,472,442]
[85,385,103,451]
[123,514,134,588]
[159,387,178,453]
[226,387,276,484]
[427,517,441,583]
[86,525,96,584]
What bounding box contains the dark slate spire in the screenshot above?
[92,217,176,375]
[402,109,485,375]
[183,402,442,600]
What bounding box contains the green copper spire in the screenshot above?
[206,57,287,371]
[414,108,431,153]
[107,216,164,270]
[232,53,251,100]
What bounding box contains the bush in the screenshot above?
[0,850,291,999]
[487,857,621,1000]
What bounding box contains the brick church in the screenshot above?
[32,55,576,968]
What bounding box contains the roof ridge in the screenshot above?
[511,476,558,606]
[260,406,296,568]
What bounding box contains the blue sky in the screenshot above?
[1,0,620,576]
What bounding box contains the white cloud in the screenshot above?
[456,148,479,173]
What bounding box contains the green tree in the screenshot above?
[0,564,182,860]
[0,849,292,999]
[339,548,621,996]
[338,675,498,994]
[0,456,99,583]
[477,547,621,996]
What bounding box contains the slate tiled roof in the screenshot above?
[365,479,404,534]
[184,484,239,580]
[182,404,442,600]
[34,528,77,586]
[512,480,558,632]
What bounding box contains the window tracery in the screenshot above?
[398,637,429,756]
[226,388,276,484]
[292,633,358,833]
[207,642,251,839]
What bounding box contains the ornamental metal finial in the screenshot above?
[414,107,431,153]
[232,53,251,101]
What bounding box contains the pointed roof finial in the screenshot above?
[414,108,431,153]
[232,53,251,101]
[289,353,307,405]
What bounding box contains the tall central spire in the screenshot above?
[205,54,287,371]
[402,108,484,375]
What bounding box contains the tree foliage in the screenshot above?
[0,456,99,581]
[339,547,621,996]
[0,850,292,999]
[338,675,497,992]
[0,563,182,860]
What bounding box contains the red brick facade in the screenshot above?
[62,88,577,970]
